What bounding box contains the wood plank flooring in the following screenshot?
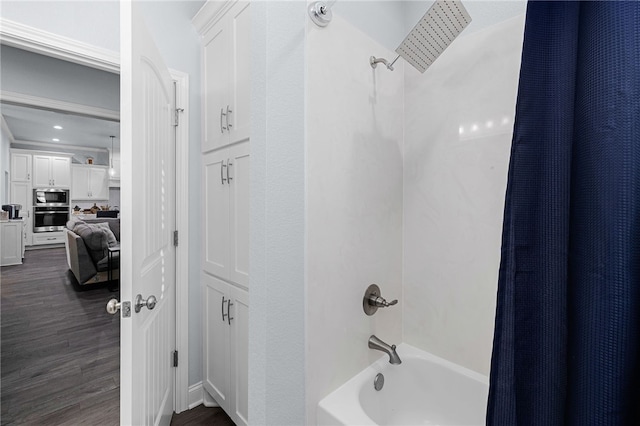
[1,247,120,425]
[2,247,236,426]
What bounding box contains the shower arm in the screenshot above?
[370,54,401,71]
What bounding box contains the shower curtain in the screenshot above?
[487,2,640,425]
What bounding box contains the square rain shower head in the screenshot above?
[396,0,472,73]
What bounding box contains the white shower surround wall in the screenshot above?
[403,14,525,375]
[306,8,526,424]
[306,13,404,425]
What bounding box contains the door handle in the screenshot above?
[134,294,157,313]
[106,298,121,314]
[221,161,227,185]
[106,299,131,317]
[227,159,233,182]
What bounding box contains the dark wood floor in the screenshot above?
[171,404,235,426]
[1,247,120,425]
[1,247,235,426]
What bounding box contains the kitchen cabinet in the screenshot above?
[10,182,32,246]
[195,0,250,153]
[0,220,24,266]
[10,152,32,182]
[202,141,249,288]
[202,272,248,426]
[71,165,109,201]
[33,155,71,188]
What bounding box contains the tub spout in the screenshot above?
[368,335,402,365]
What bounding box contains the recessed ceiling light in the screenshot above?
[53,125,63,130]
[52,138,60,142]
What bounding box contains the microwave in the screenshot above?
[33,189,70,207]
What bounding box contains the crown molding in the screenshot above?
[12,139,109,154]
[0,91,120,122]
[0,18,120,73]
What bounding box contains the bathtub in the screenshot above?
[317,343,489,425]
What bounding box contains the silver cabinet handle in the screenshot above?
[221,296,227,321]
[27,173,30,181]
[221,161,227,185]
[227,299,234,325]
[226,105,232,130]
[227,159,233,182]
[220,108,227,132]
[134,294,157,313]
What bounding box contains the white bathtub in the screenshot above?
[317,343,489,425]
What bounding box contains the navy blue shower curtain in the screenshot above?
[487,2,640,425]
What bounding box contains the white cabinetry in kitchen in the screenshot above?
[71,165,109,201]
[10,152,32,182]
[0,220,24,266]
[33,155,71,188]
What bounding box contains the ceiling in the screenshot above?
[1,103,120,150]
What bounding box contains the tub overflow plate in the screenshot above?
[374,373,384,391]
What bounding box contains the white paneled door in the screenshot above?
[120,2,176,425]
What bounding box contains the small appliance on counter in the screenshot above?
[1,204,22,220]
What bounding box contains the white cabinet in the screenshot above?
[197,1,250,152]
[202,141,249,288]
[202,272,248,426]
[0,220,24,266]
[32,231,65,246]
[10,152,32,182]
[10,182,32,246]
[71,165,109,201]
[33,155,71,188]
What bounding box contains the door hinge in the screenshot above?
[173,230,179,247]
[173,350,179,367]
[174,108,184,127]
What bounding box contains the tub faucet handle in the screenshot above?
[363,284,398,316]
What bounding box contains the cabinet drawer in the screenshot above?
[32,232,65,245]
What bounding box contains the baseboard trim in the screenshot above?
[188,382,219,410]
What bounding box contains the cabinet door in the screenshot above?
[33,156,52,187]
[11,153,31,182]
[202,19,230,152]
[230,286,249,426]
[202,273,231,412]
[10,182,32,246]
[51,157,71,188]
[88,168,109,200]
[0,222,23,266]
[71,166,89,200]
[203,150,230,279]
[228,142,250,288]
[228,2,251,145]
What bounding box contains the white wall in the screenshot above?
[403,14,525,375]
[250,2,307,425]
[305,11,404,424]
[0,46,120,111]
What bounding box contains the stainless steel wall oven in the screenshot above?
[33,189,69,233]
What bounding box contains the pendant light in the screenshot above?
[108,136,116,177]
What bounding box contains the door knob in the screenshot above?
[135,294,157,313]
[106,298,121,314]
